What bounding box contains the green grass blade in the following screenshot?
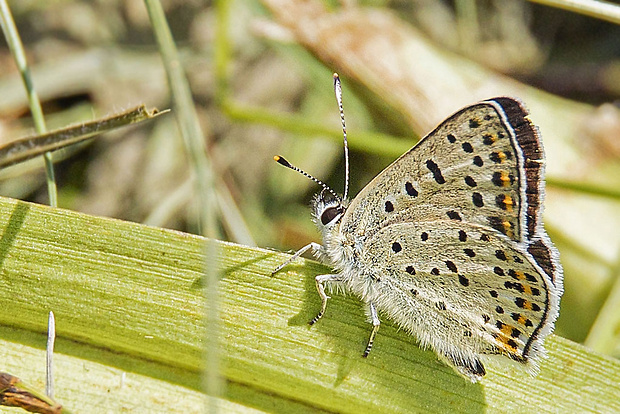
[0,196,618,412]
[222,100,411,158]
[546,177,620,201]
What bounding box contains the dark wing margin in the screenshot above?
[487,98,561,288]
[489,98,542,240]
[528,239,560,287]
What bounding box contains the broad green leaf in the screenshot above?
[0,196,618,412]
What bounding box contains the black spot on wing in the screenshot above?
[458,230,467,242]
[472,192,484,207]
[492,171,515,187]
[426,160,446,184]
[488,216,512,237]
[490,151,511,163]
[465,176,477,187]
[505,281,525,293]
[483,134,496,145]
[405,182,418,197]
[496,194,513,210]
[445,260,458,273]
[447,211,461,221]
[464,248,476,258]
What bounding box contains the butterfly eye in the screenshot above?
[321,206,343,225]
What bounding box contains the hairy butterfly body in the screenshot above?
[273,74,562,382]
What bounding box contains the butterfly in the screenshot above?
[272,74,563,382]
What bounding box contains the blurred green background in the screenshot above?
[1,0,619,361]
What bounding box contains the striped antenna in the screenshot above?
[273,155,340,201]
[333,73,349,200]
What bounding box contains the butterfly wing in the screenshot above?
[341,98,561,287]
[361,220,559,374]
[339,98,562,377]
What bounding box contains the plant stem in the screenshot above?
[0,0,57,207]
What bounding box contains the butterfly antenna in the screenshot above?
[273,155,341,201]
[333,73,349,200]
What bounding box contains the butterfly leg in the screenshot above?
[271,242,323,275]
[362,301,380,357]
[310,274,341,325]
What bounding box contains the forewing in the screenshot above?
[342,99,526,242]
[340,97,561,288]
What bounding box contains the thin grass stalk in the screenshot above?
[214,0,231,106]
[143,0,223,410]
[546,177,620,201]
[0,0,57,207]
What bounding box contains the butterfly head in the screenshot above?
[312,190,347,231]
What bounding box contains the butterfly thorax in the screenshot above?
[312,192,378,297]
